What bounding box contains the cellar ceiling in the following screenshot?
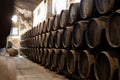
[15,0,42,11]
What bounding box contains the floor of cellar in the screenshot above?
[14,55,69,80]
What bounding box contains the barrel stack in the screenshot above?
[20,0,120,80]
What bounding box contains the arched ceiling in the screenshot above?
[15,0,43,11]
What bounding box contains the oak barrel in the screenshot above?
[94,51,119,80]
[54,29,64,48]
[60,10,69,28]
[95,0,120,15]
[78,50,94,79]
[69,3,80,24]
[67,50,78,74]
[62,26,73,48]
[72,20,88,49]
[57,49,68,72]
[106,10,120,48]
[53,14,60,30]
[85,16,109,48]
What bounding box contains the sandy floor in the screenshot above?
[13,56,68,80]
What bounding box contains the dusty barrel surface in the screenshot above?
[69,3,80,24]
[106,10,120,48]
[80,0,95,19]
[32,37,35,48]
[62,26,73,48]
[95,0,120,15]
[31,48,34,60]
[41,49,48,66]
[37,24,40,35]
[38,35,41,47]
[94,51,120,80]
[45,49,53,68]
[60,10,69,28]
[32,37,34,48]
[78,50,94,79]
[31,27,34,37]
[32,27,35,36]
[48,31,56,48]
[29,29,32,37]
[41,34,45,48]
[32,27,35,37]
[35,25,39,35]
[36,36,39,47]
[55,29,64,48]
[34,27,38,36]
[36,25,39,35]
[85,16,109,48]
[43,20,48,33]
[37,23,40,35]
[27,48,30,57]
[29,38,32,47]
[21,48,29,56]
[72,20,88,48]
[67,50,78,74]
[20,41,24,47]
[34,36,36,48]
[35,36,37,48]
[24,39,27,47]
[44,32,50,48]
[51,49,60,68]
[33,27,36,36]
[38,49,43,64]
[35,35,39,48]
[31,48,36,61]
[37,48,40,62]
[35,26,38,35]
[39,22,44,34]
[31,37,34,48]
[36,48,40,63]
[28,38,31,47]
[34,48,38,63]
[47,17,54,32]
[28,48,31,57]
[57,49,68,72]
[31,48,35,60]
[27,48,31,58]
[31,28,34,37]
[34,48,37,62]
[34,48,39,62]
[53,14,60,30]
[33,37,36,48]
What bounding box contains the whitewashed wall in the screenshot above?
[33,0,80,27]
[33,1,47,27]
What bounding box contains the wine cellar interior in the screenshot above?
[0,0,120,80]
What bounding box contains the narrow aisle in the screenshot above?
[13,56,68,80]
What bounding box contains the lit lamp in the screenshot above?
[11,15,19,36]
[11,15,18,23]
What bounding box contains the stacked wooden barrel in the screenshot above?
[20,0,120,80]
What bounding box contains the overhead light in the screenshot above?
[11,15,18,23]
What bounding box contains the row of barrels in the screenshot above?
[20,48,120,80]
[20,0,120,80]
[21,11,120,49]
[21,3,80,39]
[21,0,120,39]
[79,0,120,19]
